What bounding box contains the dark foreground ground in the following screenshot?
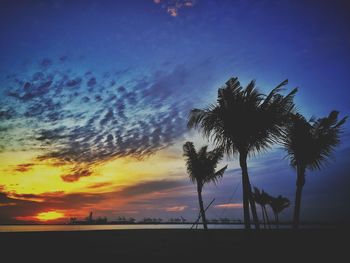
[0,228,348,262]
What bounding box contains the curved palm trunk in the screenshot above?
[239,153,251,229]
[248,183,260,230]
[263,206,271,229]
[275,213,279,229]
[260,205,266,229]
[197,183,208,230]
[293,165,305,229]
[239,151,260,230]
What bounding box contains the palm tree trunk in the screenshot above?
[239,151,260,230]
[239,152,251,229]
[197,183,208,230]
[293,165,305,230]
[260,205,266,229]
[263,206,271,229]
[248,185,260,229]
[275,213,279,229]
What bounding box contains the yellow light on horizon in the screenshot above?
[35,211,65,221]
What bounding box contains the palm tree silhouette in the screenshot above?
[283,111,347,229]
[253,187,271,229]
[183,141,227,230]
[268,195,290,229]
[188,77,297,229]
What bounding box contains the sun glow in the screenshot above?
[35,211,65,221]
[1,146,188,222]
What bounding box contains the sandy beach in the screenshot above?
[0,228,347,261]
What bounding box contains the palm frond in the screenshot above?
[198,145,208,160]
[183,141,198,183]
[187,109,206,129]
[253,187,272,206]
[268,195,290,214]
[187,76,298,157]
[183,141,227,187]
[225,77,241,93]
[283,111,347,171]
[214,165,227,178]
[205,165,227,185]
[261,79,288,108]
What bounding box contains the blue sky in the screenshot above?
[0,0,349,223]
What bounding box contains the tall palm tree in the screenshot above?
[188,77,297,229]
[268,195,290,229]
[183,141,227,230]
[283,111,347,229]
[253,187,271,229]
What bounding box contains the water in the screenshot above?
[0,224,245,232]
[0,224,328,232]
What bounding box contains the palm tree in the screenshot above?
[268,195,290,229]
[188,77,297,229]
[283,111,347,229]
[253,187,271,229]
[183,141,227,230]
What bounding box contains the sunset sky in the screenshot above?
[0,0,349,224]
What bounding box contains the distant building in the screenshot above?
[69,212,107,225]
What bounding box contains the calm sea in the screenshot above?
[0,224,246,232]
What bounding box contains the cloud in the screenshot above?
[165,205,188,212]
[0,178,189,223]
[61,167,93,182]
[0,107,17,120]
[87,182,113,189]
[1,59,193,168]
[153,0,196,17]
[0,189,110,223]
[214,203,243,209]
[66,77,82,87]
[9,193,46,202]
[87,77,97,87]
[0,191,19,207]
[0,202,16,207]
[0,56,219,189]
[116,179,186,198]
[40,58,52,68]
[36,127,67,141]
[13,163,35,173]
[167,7,178,17]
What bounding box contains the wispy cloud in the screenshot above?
[165,205,187,212]
[214,203,243,209]
[153,0,196,17]
[61,167,93,182]
[13,163,35,173]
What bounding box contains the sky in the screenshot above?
[0,0,349,224]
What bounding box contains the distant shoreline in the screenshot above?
[0,221,340,226]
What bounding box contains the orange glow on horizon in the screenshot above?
[2,143,219,222]
[35,211,65,221]
[0,145,186,198]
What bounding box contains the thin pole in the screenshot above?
[191,198,215,229]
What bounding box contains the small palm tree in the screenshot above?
[253,187,271,229]
[283,111,347,229]
[188,77,297,229]
[183,141,227,230]
[268,195,290,229]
